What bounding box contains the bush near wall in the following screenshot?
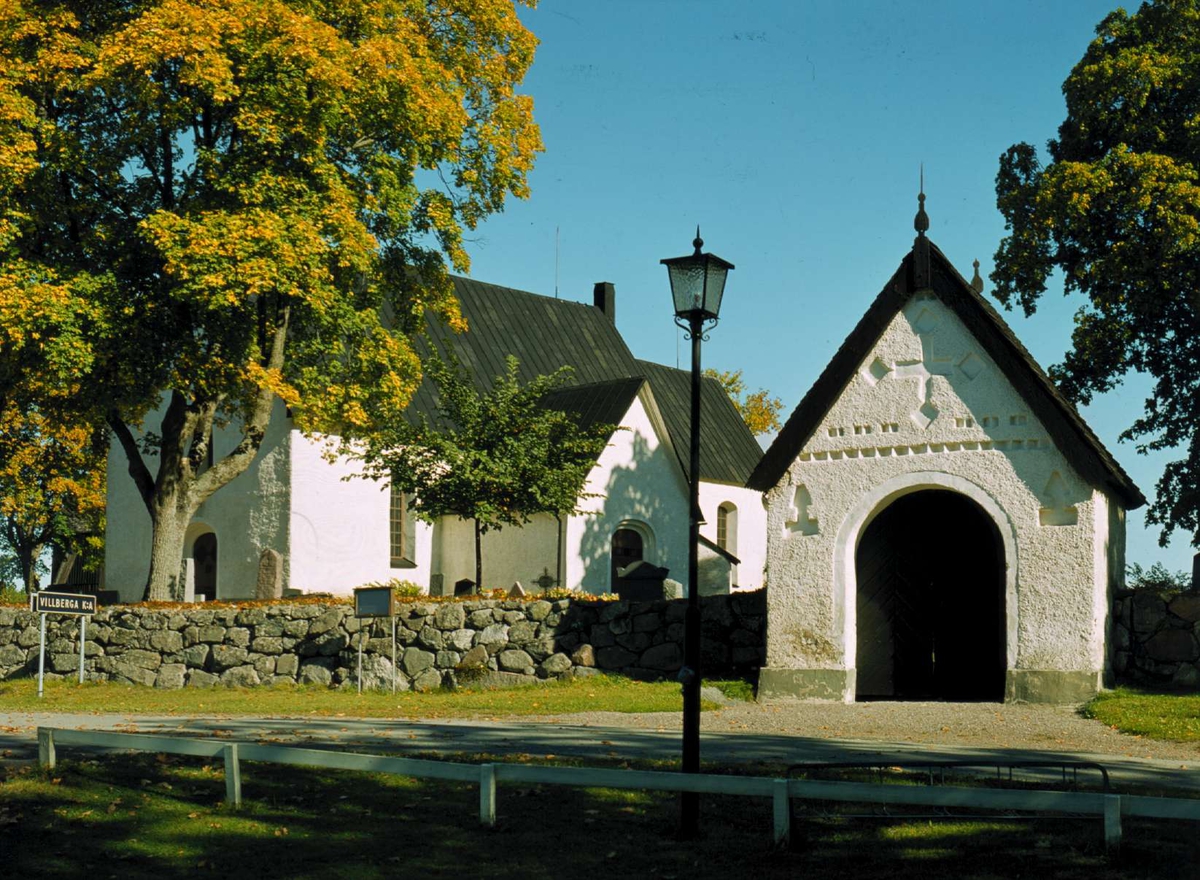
[0,592,766,690]
[1112,589,1200,688]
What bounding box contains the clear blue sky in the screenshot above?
[462,0,1193,575]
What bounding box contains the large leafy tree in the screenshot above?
[993,0,1200,548]
[355,355,612,590]
[0,1,542,599]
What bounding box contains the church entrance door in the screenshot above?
[855,489,1004,701]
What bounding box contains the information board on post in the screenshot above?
[353,586,398,695]
[32,590,98,698]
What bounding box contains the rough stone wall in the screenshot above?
[0,591,765,690]
[1112,590,1200,688]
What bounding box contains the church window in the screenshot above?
[716,502,738,554]
[390,483,417,568]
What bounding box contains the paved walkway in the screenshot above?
[3,709,1198,794]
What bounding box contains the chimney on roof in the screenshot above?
[593,281,615,323]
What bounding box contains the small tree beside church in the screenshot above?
[355,355,613,590]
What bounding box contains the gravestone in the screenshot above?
[1192,552,1199,592]
[180,558,195,603]
[255,548,283,600]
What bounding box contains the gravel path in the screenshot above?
[523,699,1200,764]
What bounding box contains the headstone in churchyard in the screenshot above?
[454,578,475,597]
[429,573,445,597]
[508,581,526,598]
[1192,552,1199,592]
[181,558,196,603]
[255,548,283,600]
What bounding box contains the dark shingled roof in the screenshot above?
[635,360,764,486]
[748,240,1145,509]
[541,377,646,433]
[407,277,761,485]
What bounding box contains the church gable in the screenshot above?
[749,243,1144,511]
[803,292,1056,464]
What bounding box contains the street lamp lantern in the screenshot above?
[661,228,733,839]
[661,228,735,323]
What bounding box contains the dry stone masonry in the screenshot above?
[1112,590,1200,688]
[0,592,765,691]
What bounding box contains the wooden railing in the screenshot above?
[36,727,1200,853]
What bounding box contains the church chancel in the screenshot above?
[749,193,1145,703]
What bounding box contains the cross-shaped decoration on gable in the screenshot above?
[864,335,954,429]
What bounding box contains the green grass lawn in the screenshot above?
[0,675,740,718]
[1081,688,1200,743]
[4,752,1196,879]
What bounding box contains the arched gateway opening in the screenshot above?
[855,489,1005,701]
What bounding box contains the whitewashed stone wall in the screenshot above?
[760,294,1122,703]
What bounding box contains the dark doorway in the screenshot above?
[855,490,1005,701]
[193,533,218,601]
[610,528,643,593]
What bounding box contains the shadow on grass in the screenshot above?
[3,754,1197,880]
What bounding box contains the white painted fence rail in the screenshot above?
[37,727,1200,852]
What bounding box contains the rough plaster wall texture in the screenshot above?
[0,592,767,689]
[567,396,689,593]
[764,295,1108,675]
[105,399,294,602]
[698,482,767,590]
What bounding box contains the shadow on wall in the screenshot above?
[578,431,687,594]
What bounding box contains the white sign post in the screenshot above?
[31,591,98,698]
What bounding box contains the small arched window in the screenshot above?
[716,502,738,556]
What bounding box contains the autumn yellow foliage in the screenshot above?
[0,1,542,599]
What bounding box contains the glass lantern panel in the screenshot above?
[668,263,707,316]
[704,264,728,318]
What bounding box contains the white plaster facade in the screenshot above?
[698,481,766,591]
[756,278,1135,704]
[105,385,747,600]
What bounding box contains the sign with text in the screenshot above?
[31,591,97,616]
[353,586,395,618]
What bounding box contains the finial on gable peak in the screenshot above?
[914,166,929,237]
[970,259,984,294]
[693,225,703,255]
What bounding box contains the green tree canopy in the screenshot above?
[354,354,613,590]
[993,0,1200,548]
[0,1,542,599]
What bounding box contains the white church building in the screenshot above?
[749,199,1144,704]
[104,278,766,603]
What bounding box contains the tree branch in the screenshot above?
[107,412,155,514]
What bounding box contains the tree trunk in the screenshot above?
[474,519,483,593]
[17,541,43,592]
[144,493,195,601]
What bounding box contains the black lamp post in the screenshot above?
[661,228,733,836]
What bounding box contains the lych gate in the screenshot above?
[855,489,1005,701]
[750,193,1145,704]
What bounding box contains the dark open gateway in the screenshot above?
[855,489,1005,701]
